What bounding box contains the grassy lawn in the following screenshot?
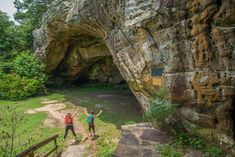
[0,94,66,156]
[0,85,144,157]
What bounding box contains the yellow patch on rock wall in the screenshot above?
[152,77,164,86]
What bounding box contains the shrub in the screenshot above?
[146,98,177,122]
[13,51,47,83]
[204,145,222,157]
[173,132,205,150]
[148,88,223,157]
[0,74,42,100]
[172,132,222,157]
[145,88,178,125]
[153,87,170,100]
[156,144,182,157]
[0,51,47,100]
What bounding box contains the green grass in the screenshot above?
[57,86,144,156]
[55,86,144,127]
[79,113,120,157]
[0,93,66,156]
[0,85,144,156]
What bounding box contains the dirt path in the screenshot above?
[27,99,96,157]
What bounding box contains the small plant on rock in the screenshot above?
[174,132,205,150]
[156,144,182,157]
[204,145,222,157]
[172,132,223,157]
[145,87,178,128]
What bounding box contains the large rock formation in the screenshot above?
[33,0,235,149]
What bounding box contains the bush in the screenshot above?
[0,51,47,100]
[156,144,182,157]
[145,88,178,125]
[0,74,42,100]
[173,132,205,150]
[153,88,170,100]
[172,132,222,157]
[13,51,47,83]
[148,88,223,157]
[146,98,177,122]
[204,145,222,157]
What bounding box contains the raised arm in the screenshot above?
[96,110,102,117]
[84,108,89,116]
[72,108,79,117]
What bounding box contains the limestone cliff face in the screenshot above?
[34,0,235,148]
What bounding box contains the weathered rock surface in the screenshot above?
[113,123,167,157]
[34,0,235,149]
[113,123,205,157]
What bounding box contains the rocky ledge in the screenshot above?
[113,123,205,157]
[33,0,235,149]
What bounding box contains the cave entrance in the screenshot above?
[73,56,125,85]
[70,57,144,128]
[48,33,144,127]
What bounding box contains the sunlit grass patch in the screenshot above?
[0,94,65,156]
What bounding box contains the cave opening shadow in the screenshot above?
[74,75,91,85]
[232,97,235,140]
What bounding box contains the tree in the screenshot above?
[13,51,47,83]
[14,0,53,28]
[0,11,14,57]
[0,11,15,73]
[0,3,49,100]
[0,51,47,100]
[0,10,31,73]
[12,0,53,52]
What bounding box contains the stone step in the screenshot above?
[114,123,167,157]
[61,144,88,157]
